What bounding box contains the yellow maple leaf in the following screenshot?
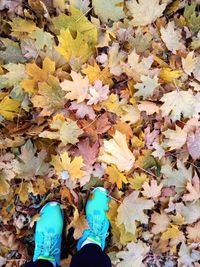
[98,130,135,172]
[56,29,94,68]
[128,172,149,190]
[82,63,113,86]
[0,96,20,121]
[39,114,83,145]
[51,151,86,180]
[0,176,10,196]
[16,182,33,203]
[106,164,128,189]
[20,57,55,93]
[159,67,183,83]
[161,224,181,241]
[52,7,97,46]
[31,76,65,116]
[8,17,37,39]
[67,207,89,240]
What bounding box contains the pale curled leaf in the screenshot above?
[117,191,154,234]
[187,128,200,160]
[116,240,150,267]
[161,159,192,194]
[182,173,200,202]
[98,130,135,172]
[160,21,185,53]
[127,0,167,26]
[162,125,187,150]
[60,71,89,103]
[160,90,198,122]
[134,75,160,99]
[39,115,83,145]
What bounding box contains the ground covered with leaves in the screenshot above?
[1,0,200,266]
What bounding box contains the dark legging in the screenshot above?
[23,244,112,267]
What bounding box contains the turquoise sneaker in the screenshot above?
[77,187,110,251]
[33,202,64,266]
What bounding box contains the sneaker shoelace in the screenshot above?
[87,214,109,245]
[37,231,60,259]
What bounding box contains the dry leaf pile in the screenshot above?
[1,0,200,266]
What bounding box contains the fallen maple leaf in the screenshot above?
[160,90,198,122]
[52,7,97,46]
[69,101,96,120]
[187,221,200,242]
[142,179,163,199]
[138,101,159,115]
[187,127,200,160]
[182,51,198,76]
[134,75,160,99]
[87,80,109,105]
[182,173,200,202]
[98,130,135,172]
[51,151,86,180]
[117,190,154,234]
[82,63,113,86]
[123,50,154,81]
[160,21,185,53]
[151,211,170,234]
[21,57,55,94]
[56,29,94,67]
[67,207,89,240]
[162,125,187,150]
[13,140,50,180]
[161,159,192,194]
[116,240,150,267]
[39,114,83,145]
[106,164,128,189]
[60,71,89,103]
[127,0,166,26]
[0,96,20,121]
[31,76,66,116]
[92,0,125,23]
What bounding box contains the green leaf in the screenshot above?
[0,63,27,89]
[52,7,97,46]
[0,38,26,64]
[184,2,200,33]
[29,28,54,50]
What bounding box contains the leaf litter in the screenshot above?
[1,0,200,266]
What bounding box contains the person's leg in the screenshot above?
[70,187,112,267]
[70,244,111,267]
[23,259,54,267]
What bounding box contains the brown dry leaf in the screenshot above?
[15,181,33,203]
[13,140,50,180]
[67,207,89,240]
[0,231,29,260]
